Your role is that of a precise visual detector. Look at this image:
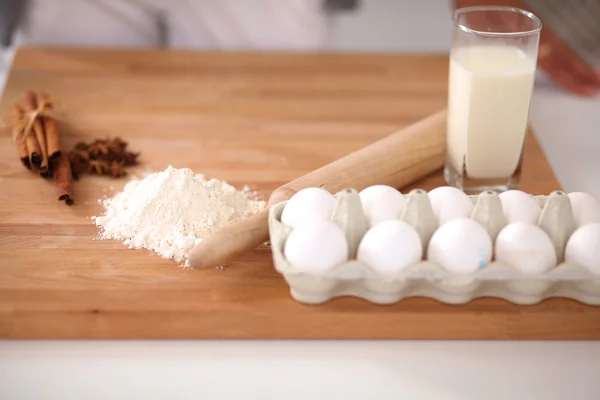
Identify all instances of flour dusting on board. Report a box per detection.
[93,166,265,266]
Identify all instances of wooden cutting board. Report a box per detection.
[1,47,598,339]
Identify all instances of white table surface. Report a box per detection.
[1,1,600,395]
[1,340,600,399]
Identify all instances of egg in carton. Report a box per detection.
[268,188,600,305]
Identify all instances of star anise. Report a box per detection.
[121,152,139,166]
[110,160,125,178]
[107,137,127,153]
[68,150,89,176]
[66,137,139,179]
[89,141,110,158]
[74,142,89,151]
[87,159,110,175]
[69,149,90,162]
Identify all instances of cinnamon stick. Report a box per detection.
[18,139,30,168]
[34,92,62,160]
[52,153,74,205]
[25,130,42,169]
[42,116,62,160]
[12,105,30,169]
[22,89,49,175]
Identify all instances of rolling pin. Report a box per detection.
[189,109,447,269]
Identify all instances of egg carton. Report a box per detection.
[268,189,600,305]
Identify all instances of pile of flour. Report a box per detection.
[93,166,265,266]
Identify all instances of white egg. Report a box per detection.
[565,223,600,274]
[427,186,473,225]
[495,222,557,274]
[357,220,422,275]
[427,218,492,274]
[281,187,336,228]
[284,219,348,273]
[359,185,405,227]
[499,190,541,224]
[568,192,600,227]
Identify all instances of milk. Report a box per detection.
[447,45,536,179]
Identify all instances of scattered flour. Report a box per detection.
[93,166,266,266]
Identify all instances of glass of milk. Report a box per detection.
[444,6,542,193]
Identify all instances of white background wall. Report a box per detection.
[332,0,453,52]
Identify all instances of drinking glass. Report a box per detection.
[444,6,542,193]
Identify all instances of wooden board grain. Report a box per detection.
[1,47,598,339]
